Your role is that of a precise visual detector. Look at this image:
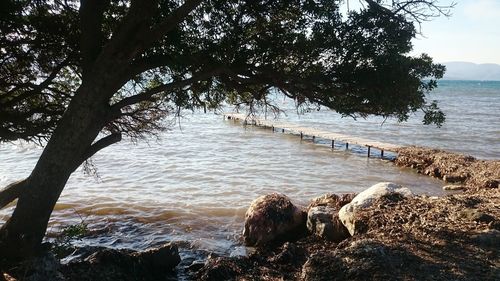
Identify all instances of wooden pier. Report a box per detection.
[223,113,403,158]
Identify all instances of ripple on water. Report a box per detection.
[1,81,499,255]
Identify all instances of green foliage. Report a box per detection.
[423,101,446,127]
[0,0,80,142]
[52,222,89,258]
[61,222,89,239]
[0,0,449,144]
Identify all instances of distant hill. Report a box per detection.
[442,62,500,81]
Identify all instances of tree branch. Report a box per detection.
[363,0,456,26]
[111,67,223,110]
[1,58,71,107]
[83,0,202,80]
[126,55,176,78]
[0,179,28,210]
[141,0,204,47]
[96,0,159,64]
[78,133,122,165]
[79,0,111,74]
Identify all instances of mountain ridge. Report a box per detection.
[441,62,500,81]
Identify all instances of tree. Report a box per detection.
[0,0,452,261]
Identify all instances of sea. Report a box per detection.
[0,80,499,264]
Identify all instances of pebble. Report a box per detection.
[442,185,465,191]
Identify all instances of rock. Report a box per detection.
[308,193,356,208]
[197,257,244,281]
[471,229,500,248]
[443,175,466,183]
[442,185,465,191]
[483,179,499,188]
[458,209,495,223]
[2,273,17,281]
[301,252,344,281]
[301,239,387,281]
[301,239,411,281]
[307,206,344,241]
[187,260,205,272]
[84,247,134,267]
[133,243,180,274]
[338,182,413,235]
[306,193,355,242]
[267,242,305,265]
[61,243,180,280]
[22,253,65,281]
[243,193,306,246]
[59,246,106,264]
[424,167,441,177]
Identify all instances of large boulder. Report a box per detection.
[132,243,181,275]
[243,193,306,246]
[338,182,413,235]
[61,243,180,281]
[306,193,356,242]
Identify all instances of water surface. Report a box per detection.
[0,80,498,257]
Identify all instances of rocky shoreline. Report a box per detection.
[2,146,499,281]
[197,147,499,280]
[395,146,499,189]
[196,188,498,280]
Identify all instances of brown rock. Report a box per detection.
[243,193,306,246]
[61,243,180,281]
[133,243,180,274]
[301,239,397,281]
[443,175,466,183]
[197,257,244,281]
[459,209,495,223]
[484,179,499,189]
[301,252,344,281]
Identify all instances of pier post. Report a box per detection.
[222,113,400,158]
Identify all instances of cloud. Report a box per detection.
[463,0,500,21]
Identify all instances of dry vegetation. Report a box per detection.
[197,146,499,281]
[396,146,499,189]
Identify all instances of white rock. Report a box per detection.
[442,185,464,191]
[306,193,355,242]
[338,182,413,235]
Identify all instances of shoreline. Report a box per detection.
[394,146,499,190]
[2,146,499,280]
[195,146,499,280]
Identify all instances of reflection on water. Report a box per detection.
[0,80,499,256]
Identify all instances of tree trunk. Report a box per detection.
[0,81,112,262]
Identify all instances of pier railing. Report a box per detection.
[224,113,403,158]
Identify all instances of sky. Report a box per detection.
[344,0,500,65]
[411,0,500,64]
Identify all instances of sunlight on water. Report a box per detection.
[0,80,498,255]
